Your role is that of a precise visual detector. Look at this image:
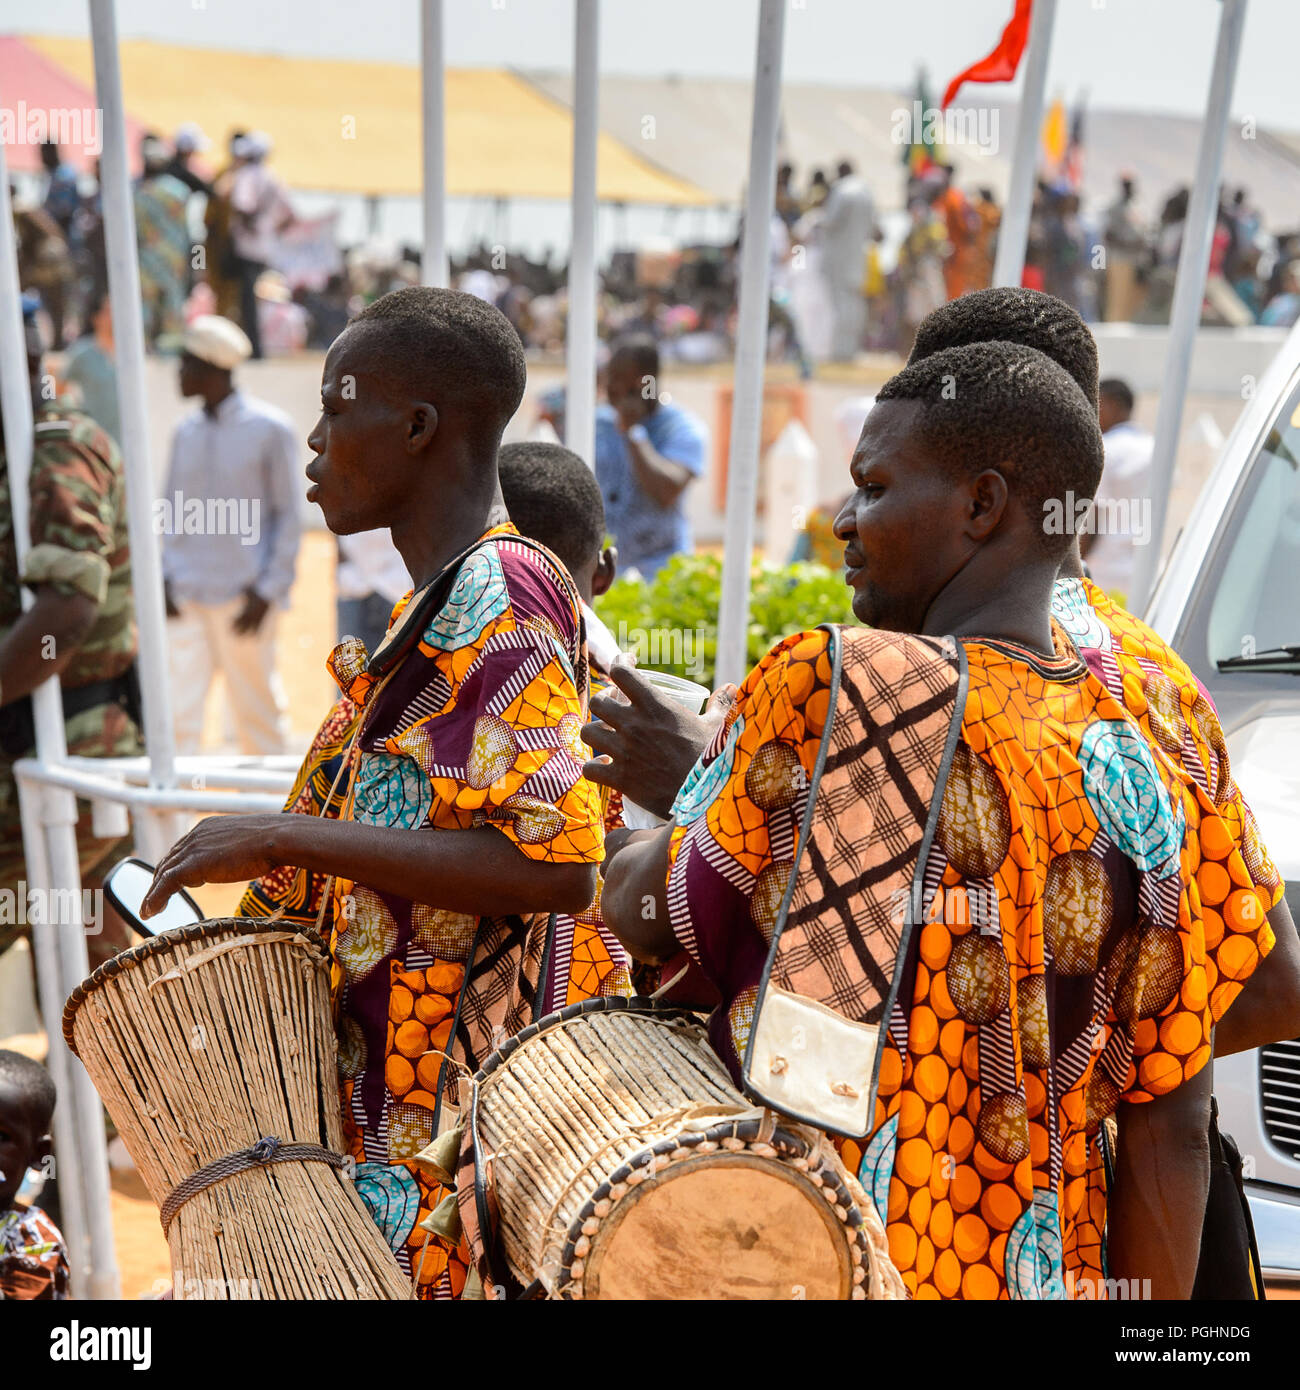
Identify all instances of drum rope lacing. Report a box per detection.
[159,1136,348,1237]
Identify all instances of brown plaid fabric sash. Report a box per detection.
[743,625,965,1135]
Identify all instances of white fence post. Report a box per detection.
[714,0,786,689]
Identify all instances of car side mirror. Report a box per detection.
[102,856,204,939]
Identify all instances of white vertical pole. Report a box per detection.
[565,0,599,470]
[421,0,449,289]
[1132,0,1248,612]
[713,0,785,689]
[16,777,92,1297]
[0,137,89,1302]
[992,0,1058,289]
[88,0,177,799]
[0,98,120,1303]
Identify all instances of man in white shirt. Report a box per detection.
[228,132,293,359]
[818,160,875,362]
[161,316,301,754]
[1082,377,1154,602]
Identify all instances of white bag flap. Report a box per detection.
[749,984,877,1137]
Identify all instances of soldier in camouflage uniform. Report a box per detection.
[0,301,142,965]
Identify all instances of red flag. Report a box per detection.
[942,0,1034,110]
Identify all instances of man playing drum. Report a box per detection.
[904,287,1298,1064]
[144,288,606,1298]
[594,340,1277,1299]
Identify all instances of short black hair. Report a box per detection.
[83,287,109,329]
[498,441,605,576]
[0,1050,56,1133]
[877,340,1104,557]
[349,287,527,445]
[609,333,659,380]
[1099,377,1135,415]
[909,287,1100,409]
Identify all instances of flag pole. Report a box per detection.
[1132,0,1249,612]
[993,0,1058,289]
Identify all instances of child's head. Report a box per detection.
[498,441,615,604]
[0,1051,56,1210]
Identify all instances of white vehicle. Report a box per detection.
[1147,316,1300,1282]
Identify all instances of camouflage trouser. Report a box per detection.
[0,700,142,968]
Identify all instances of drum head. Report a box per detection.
[583,1152,852,1301]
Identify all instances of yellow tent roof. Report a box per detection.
[27,36,714,204]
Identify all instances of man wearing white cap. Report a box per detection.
[165,124,213,198]
[228,132,293,359]
[161,315,301,754]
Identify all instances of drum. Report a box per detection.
[463,997,904,1300]
[64,919,411,1300]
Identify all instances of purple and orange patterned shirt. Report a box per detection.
[245,523,605,1298]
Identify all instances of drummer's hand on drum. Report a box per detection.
[582,665,738,819]
[141,814,285,918]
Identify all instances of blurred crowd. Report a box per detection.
[13,129,1300,383]
[13,127,308,360]
[1024,174,1300,331]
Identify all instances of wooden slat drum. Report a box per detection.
[63,919,411,1300]
[465,997,904,1300]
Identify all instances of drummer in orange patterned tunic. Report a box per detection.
[145,289,605,1298]
[598,341,1276,1299]
[903,287,1297,1060]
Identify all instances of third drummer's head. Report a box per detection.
[908,287,1099,409]
[307,287,526,545]
[908,287,1101,582]
[834,340,1103,634]
[497,441,614,605]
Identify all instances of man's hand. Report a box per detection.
[601,823,678,963]
[582,663,736,819]
[142,813,286,917]
[614,390,654,434]
[163,581,180,619]
[231,587,271,635]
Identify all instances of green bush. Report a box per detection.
[593,551,857,687]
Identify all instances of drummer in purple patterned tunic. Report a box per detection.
[145,289,605,1297]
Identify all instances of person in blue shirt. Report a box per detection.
[594,335,706,580]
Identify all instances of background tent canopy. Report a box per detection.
[8,35,713,204]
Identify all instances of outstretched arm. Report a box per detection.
[142,813,596,921]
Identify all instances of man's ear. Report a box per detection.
[407,401,439,452]
[965,469,1009,542]
[591,544,617,598]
